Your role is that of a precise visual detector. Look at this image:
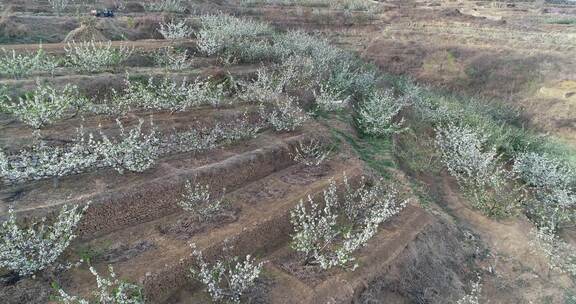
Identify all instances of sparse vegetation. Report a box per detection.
[2,2,576,303]
[158,20,192,40]
[292,139,332,167]
[0,205,87,277]
[355,90,406,137]
[290,177,406,270]
[178,181,228,222]
[0,82,87,128]
[153,46,192,70]
[65,41,133,72]
[259,97,308,132]
[54,264,144,304]
[530,227,576,278]
[435,123,523,217]
[48,0,71,16]
[0,48,58,79]
[190,244,262,303]
[145,0,186,13]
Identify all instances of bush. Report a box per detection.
[314,83,350,112]
[98,119,160,174]
[514,152,575,231]
[292,139,332,167]
[178,181,228,222]
[48,0,70,16]
[259,97,308,132]
[0,120,159,184]
[54,264,144,304]
[196,14,273,61]
[65,41,133,72]
[153,46,192,70]
[165,113,262,154]
[145,0,186,12]
[111,75,226,113]
[239,67,288,103]
[190,244,262,303]
[158,20,191,40]
[530,227,576,278]
[0,48,58,79]
[435,124,523,217]
[290,177,406,270]
[456,276,482,304]
[0,204,87,277]
[355,90,406,137]
[0,82,88,128]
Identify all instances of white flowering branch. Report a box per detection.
[190,244,262,303]
[0,204,87,277]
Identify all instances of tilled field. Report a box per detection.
[1,1,575,304]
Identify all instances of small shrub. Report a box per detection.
[65,41,133,72]
[0,127,101,183]
[239,67,287,103]
[178,181,228,222]
[165,113,262,154]
[530,227,576,278]
[290,177,406,270]
[456,276,482,304]
[145,0,186,13]
[436,124,523,217]
[514,152,575,231]
[259,97,308,132]
[0,204,87,277]
[112,75,226,113]
[292,139,331,167]
[158,20,192,40]
[48,0,70,16]
[54,264,144,304]
[314,82,350,112]
[355,90,405,137]
[190,244,262,303]
[153,46,192,70]
[98,119,160,174]
[196,14,273,61]
[0,115,261,184]
[0,48,58,79]
[0,82,88,128]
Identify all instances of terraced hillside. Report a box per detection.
[1,0,575,304]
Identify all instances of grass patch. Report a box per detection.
[546,18,576,25]
[332,128,395,177]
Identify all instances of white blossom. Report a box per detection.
[65,41,133,73]
[158,20,192,40]
[356,90,405,136]
[530,227,576,278]
[435,124,522,217]
[291,139,331,167]
[0,82,88,128]
[55,264,144,304]
[0,204,87,277]
[178,181,228,222]
[290,176,406,270]
[190,245,262,303]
